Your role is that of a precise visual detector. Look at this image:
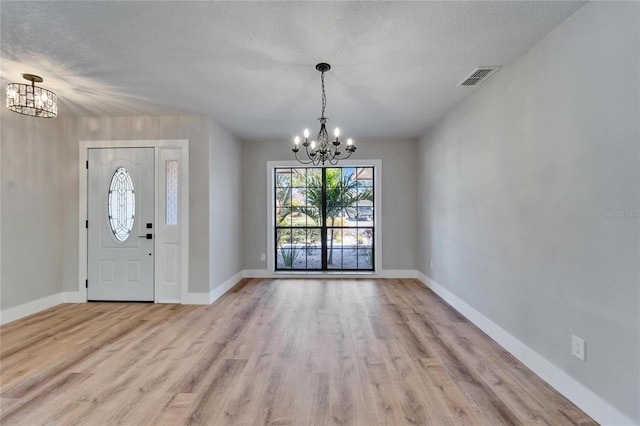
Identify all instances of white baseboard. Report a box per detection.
[1,272,246,319]
[209,271,243,303]
[416,271,636,426]
[181,292,211,305]
[243,269,272,278]
[1,293,64,325]
[182,271,244,305]
[61,291,85,303]
[375,269,418,278]
[242,269,417,279]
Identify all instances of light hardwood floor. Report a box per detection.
[1,278,596,425]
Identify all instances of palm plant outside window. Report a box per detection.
[274,167,374,271]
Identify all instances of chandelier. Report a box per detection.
[292,63,356,165]
[6,74,57,118]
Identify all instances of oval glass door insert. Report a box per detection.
[108,167,136,242]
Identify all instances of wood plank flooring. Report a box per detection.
[0,278,597,425]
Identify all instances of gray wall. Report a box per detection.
[209,120,243,290]
[241,138,418,271]
[1,108,64,310]
[417,2,639,423]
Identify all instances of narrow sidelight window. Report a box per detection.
[165,160,179,225]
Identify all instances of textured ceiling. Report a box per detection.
[0,1,585,140]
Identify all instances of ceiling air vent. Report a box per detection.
[457,66,500,87]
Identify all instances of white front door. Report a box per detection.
[88,148,154,301]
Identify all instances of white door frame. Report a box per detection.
[79,140,189,303]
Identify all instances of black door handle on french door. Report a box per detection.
[138,234,153,239]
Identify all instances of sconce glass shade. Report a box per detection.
[6,74,57,118]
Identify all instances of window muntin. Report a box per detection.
[274,166,374,271]
[108,167,136,242]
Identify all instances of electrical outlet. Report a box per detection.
[572,335,585,361]
[430,260,434,271]
[260,253,266,262]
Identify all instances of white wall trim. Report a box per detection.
[209,271,243,303]
[242,269,417,279]
[243,269,273,278]
[416,272,636,426]
[182,271,244,304]
[375,269,418,279]
[1,293,69,325]
[1,290,104,325]
[61,291,86,304]
[181,292,212,305]
[1,272,245,321]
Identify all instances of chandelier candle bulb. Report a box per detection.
[290,63,358,165]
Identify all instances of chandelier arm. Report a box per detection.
[305,143,323,167]
[305,143,315,160]
[333,150,350,163]
[293,150,315,165]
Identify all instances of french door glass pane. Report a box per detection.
[274,166,374,271]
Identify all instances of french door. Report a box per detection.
[274,166,374,271]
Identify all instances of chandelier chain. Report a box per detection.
[320,71,327,119]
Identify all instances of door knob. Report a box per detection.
[138,234,153,239]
